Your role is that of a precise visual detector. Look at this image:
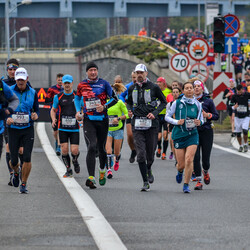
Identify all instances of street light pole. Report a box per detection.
[5,0,32,60]
[5,0,10,60]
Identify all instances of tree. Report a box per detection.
[71,18,106,47]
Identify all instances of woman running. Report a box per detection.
[105,75,128,179]
[193,80,219,190]
[165,82,203,193]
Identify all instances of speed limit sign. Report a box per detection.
[170,53,189,72]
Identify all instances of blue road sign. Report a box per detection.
[225,14,240,37]
[225,37,237,54]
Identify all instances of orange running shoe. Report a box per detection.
[194,181,203,190]
[161,153,166,160]
[203,172,210,185]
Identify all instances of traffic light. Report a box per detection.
[213,17,225,53]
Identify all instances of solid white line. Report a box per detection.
[37,122,127,250]
[213,141,250,159]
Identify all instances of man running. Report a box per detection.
[51,74,80,178]
[120,71,137,163]
[46,73,64,156]
[127,64,167,191]
[6,67,39,194]
[231,85,250,152]
[74,61,118,189]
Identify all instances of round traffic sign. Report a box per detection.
[225,14,240,37]
[189,62,209,83]
[187,38,209,61]
[170,53,189,72]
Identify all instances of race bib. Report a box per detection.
[237,105,247,113]
[236,60,242,64]
[61,115,76,127]
[185,117,196,130]
[221,62,226,66]
[109,115,118,127]
[135,117,152,130]
[208,53,214,57]
[85,98,101,112]
[12,112,29,126]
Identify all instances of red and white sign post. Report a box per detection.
[213,72,233,110]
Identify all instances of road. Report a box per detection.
[0,123,250,250]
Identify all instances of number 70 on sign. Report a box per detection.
[170,53,190,72]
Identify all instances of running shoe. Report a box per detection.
[85,176,97,189]
[12,172,20,187]
[63,169,73,178]
[169,152,174,160]
[243,145,248,152]
[8,173,13,186]
[203,171,210,185]
[129,150,136,163]
[161,153,166,160]
[194,181,203,190]
[99,169,106,186]
[191,172,197,182]
[56,145,61,156]
[238,146,243,152]
[73,162,80,174]
[107,168,113,179]
[114,161,119,171]
[147,170,154,184]
[19,183,28,194]
[176,171,183,184]
[141,182,150,192]
[183,183,191,193]
[156,148,161,158]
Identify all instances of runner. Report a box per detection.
[74,61,118,189]
[155,77,171,160]
[105,78,128,179]
[51,74,80,178]
[6,68,39,194]
[45,73,64,156]
[3,58,25,185]
[193,80,219,190]
[166,87,182,165]
[165,81,203,193]
[231,85,250,152]
[126,64,167,191]
[120,71,137,163]
[223,78,236,137]
[0,80,19,160]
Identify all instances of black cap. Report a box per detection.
[86,61,98,72]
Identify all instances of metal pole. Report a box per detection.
[14,18,16,50]
[67,17,70,49]
[198,0,200,34]
[5,0,10,60]
[204,0,207,37]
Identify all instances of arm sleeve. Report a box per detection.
[105,88,118,109]
[74,95,82,112]
[121,101,129,119]
[52,95,59,109]
[165,101,179,125]
[209,100,219,121]
[223,89,229,99]
[33,92,40,116]
[120,89,128,103]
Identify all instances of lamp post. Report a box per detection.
[5,0,32,60]
[9,26,29,41]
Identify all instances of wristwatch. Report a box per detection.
[117,117,121,121]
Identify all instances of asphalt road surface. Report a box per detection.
[0,123,249,250]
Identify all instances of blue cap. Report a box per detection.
[62,74,73,83]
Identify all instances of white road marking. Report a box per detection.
[37,123,127,250]
[213,140,250,159]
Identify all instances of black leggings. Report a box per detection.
[193,128,213,177]
[83,118,109,177]
[8,126,34,166]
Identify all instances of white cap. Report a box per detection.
[135,64,147,72]
[15,67,28,80]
